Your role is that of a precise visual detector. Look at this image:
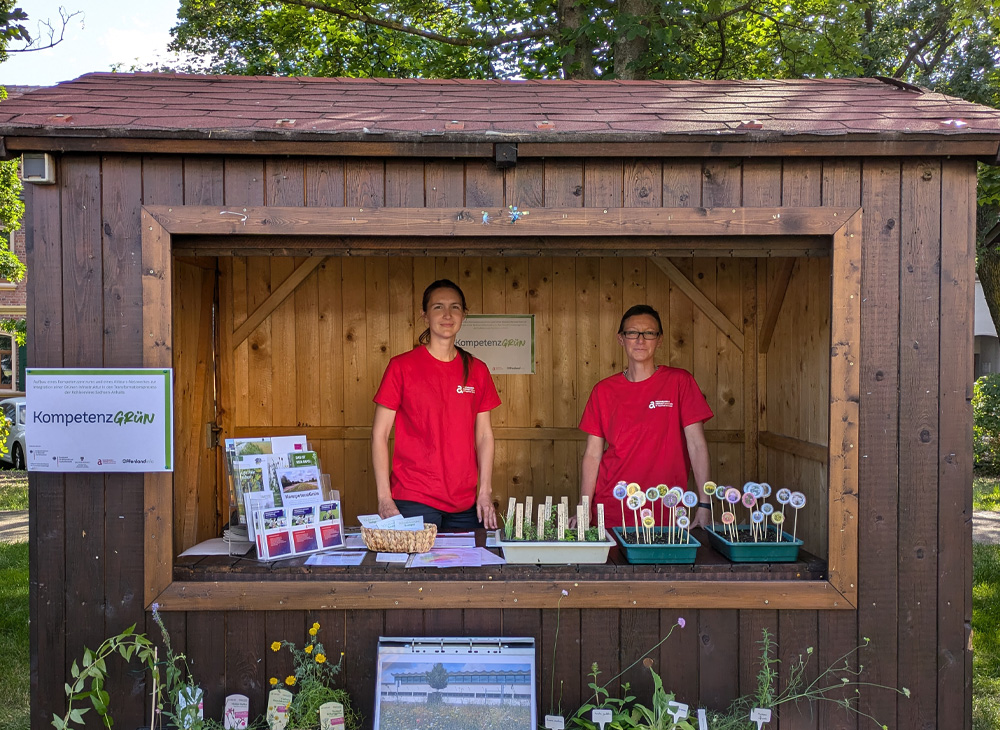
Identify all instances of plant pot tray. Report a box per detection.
[495,530,615,564]
[704,526,802,563]
[612,527,700,564]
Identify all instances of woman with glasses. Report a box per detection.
[371,279,501,530]
[578,304,714,529]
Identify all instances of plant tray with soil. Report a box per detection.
[704,525,802,563]
[495,529,615,564]
[612,526,700,564]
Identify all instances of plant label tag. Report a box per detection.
[318,701,345,729]
[507,497,517,526]
[544,715,565,729]
[667,701,689,723]
[545,495,553,520]
[516,502,524,539]
[698,708,709,730]
[577,505,585,541]
[750,707,772,729]
[597,503,606,539]
[557,503,567,540]
[560,496,569,515]
[537,504,546,539]
[223,694,250,729]
[266,689,292,730]
[525,496,533,525]
[582,495,590,530]
[591,708,613,729]
[177,685,204,729]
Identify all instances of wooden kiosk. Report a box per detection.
[3,73,998,729]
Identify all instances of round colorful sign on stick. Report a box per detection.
[640,508,653,519]
[681,491,699,508]
[636,492,648,508]
[664,492,680,508]
[725,488,741,504]
[749,483,764,499]
[627,494,642,510]
[741,492,757,509]
[703,481,717,495]
[626,482,641,496]
[743,481,758,493]
[613,483,628,501]
[721,512,735,524]
[646,487,661,502]
[789,492,807,509]
[760,482,772,498]
[675,506,688,519]
[771,511,785,524]
[761,502,774,515]
[751,510,765,523]
[657,484,669,497]
[642,515,655,528]
[776,488,792,505]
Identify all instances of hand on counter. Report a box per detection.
[477,491,498,530]
[377,496,401,520]
[692,505,711,529]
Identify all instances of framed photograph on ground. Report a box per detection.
[374,637,536,730]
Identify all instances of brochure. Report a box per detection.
[277,465,323,506]
[252,498,345,561]
[287,451,319,467]
[224,436,308,518]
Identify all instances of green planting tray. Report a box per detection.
[704,525,802,563]
[612,527,700,564]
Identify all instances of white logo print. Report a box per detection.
[456,385,476,394]
[648,399,674,409]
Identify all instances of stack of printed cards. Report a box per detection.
[253,498,345,561]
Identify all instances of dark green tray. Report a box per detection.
[612,527,700,564]
[704,525,802,563]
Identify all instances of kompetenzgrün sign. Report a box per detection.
[455,315,535,374]
[25,368,173,472]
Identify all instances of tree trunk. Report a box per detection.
[557,0,596,79]
[613,0,653,79]
[978,248,1000,344]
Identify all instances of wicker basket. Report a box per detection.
[361,523,437,553]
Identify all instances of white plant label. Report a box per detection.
[545,495,553,520]
[223,694,250,729]
[544,715,566,729]
[266,689,292,730]
[537,504,546,539]
[515,502,524,539]
[318,701,345,729]
[698,708,709,730]
[597,503,606,539]
[592,708,613,729]
[667,701,690,723]
[577,505,585,541]
[750,707,772,729]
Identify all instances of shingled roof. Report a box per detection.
[1,72,999,145]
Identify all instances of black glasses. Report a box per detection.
[621,330,661,340]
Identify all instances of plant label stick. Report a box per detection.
[506,497,517,528]
[318,701,345,730]
[697,709,709,730]
[558,503,568,540]
[577,505,585,541]
[560,495,569,519]
[592,709,612,730]
[537,504,546,540]
[667,701,689,724]
[525,496,534,528]
[515,502,523,539]
[545,495,553,520]
[544,716,565,729]
[582,494,590,531]
[597,503,606,540]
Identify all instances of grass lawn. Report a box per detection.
[0,468,28,511]
[0,540,29,730]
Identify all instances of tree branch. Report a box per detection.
[279,0,551,48]
[6,9,82,54]
[892,14,950,77]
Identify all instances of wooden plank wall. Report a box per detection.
[28,154,975,730]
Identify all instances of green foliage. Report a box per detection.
[974,544,1000,729]
[0,469,27,510]
[974,375,1000,467]
[0,541,29,730]
[426,661,449,690]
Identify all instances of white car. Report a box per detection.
[0,396,26,470]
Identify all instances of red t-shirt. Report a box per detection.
[374,346,501,512]
[579,366,713,528]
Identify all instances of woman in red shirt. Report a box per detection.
[372,279,501,530]
[579,305,714,529]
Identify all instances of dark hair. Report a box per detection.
[618,304,663,335]
[419,279,472,384]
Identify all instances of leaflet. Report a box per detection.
[252,497,345,561]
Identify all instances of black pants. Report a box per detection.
[393,499,482,531]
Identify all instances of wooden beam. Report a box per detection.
[153,578,855,611]
[759,430,829,463]
[826,209,861,607]
[649,257,745,351]
[757,258,796,354]
[141,211,173,604]
[232,425,746,443]
[145,205,859,239]
[232,256,326,348]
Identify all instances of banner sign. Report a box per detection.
[455,315,535,374]
[25,368,174,472]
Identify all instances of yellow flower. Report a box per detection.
[315,654,326,664]
[312,622,320,630]
[305,645,313,654]
[285,676,296,686]
[270,641,281,652]
[309,627,318,636]
[269,677,278,686]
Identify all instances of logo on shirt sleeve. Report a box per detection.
[457,385,477,394]
[649,399,674,409]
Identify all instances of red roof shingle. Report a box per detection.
[0,72,998,143]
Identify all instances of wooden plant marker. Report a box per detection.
[577,505,585,541]
[515,502,524,539]
[557,502,568,540]
[582,494,590,531]
[537,504,546,540]
[506,497,517,529]
[597,503,606,540]
[525,495,534,531]
[545,495,553,521]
